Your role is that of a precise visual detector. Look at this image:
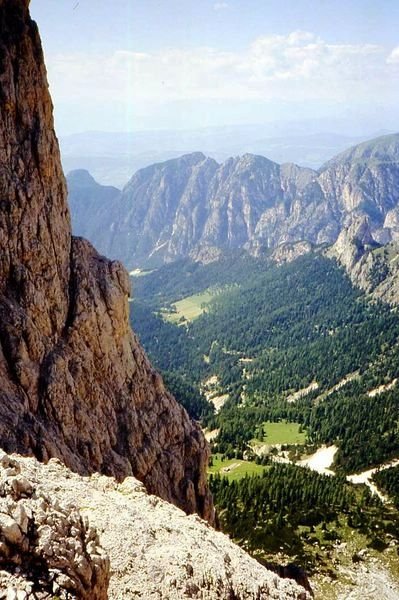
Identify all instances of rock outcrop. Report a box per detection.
[0,452,311,600]
[67,134,399,269]
[0,453,109,599]
[0,0,213,522]
[329,228,399,306]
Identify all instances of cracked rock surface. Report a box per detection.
[0,453,109,599]
[0,454,311,600]
[0,0,213,522]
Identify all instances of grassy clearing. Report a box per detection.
[164,290,215,323]
[208,454,267,481]
[256,421,307,445]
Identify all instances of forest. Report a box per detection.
[373,466,399,507]
[131,251,399,474]
[209,463,399,572]
[130,249,399,575]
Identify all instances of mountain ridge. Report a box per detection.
[68,133,399,270]
[319,132,399,171]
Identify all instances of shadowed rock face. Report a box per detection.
[0,0,213,523]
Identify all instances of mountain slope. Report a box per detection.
[67,169,120,241]
[131,251,399,595]
[0,452,311,599]
[132,253,399,474]
[0,0,212,522]
[320,133,399,170]
[69,154,334,267]
[68,134,399,269]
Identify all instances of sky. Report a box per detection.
[30,0,399,135]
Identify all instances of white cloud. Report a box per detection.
[387,46,399,64]
[213,2,229,10]
[45,31,399,116]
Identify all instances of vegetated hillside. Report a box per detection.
[210,463,397,572]
[68,133,399,268]
[132,251,399,595]
[133,251,268,309]
[373,465,399,507]
[131,252,399,474]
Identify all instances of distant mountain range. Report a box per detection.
[67,133,399,272]
[61,126,389,188]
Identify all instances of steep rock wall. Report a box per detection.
[0,0,213,522]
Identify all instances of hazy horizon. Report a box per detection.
[30,0,399,136]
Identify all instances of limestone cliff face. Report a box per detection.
[0,0,213,522]
[67,134,399,269]
[80,153,332,268]
[328,222,399,306]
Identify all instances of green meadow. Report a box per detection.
[208,454,267,481]
[164,290,215,323]
[255,421,307,445]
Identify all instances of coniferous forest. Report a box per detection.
[130,251,399,575]
[132,253,399,472]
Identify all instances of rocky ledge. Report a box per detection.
[0,453,310,600]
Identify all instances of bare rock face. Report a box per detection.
[329,230,399,306]
[84,153,334,268]
[327,216,376,273]
[0,453,312,600]
[270,241,313,265]
[67,133,399,270]
[0,0,213,523]
[0,453,109,599]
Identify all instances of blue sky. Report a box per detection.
[30,0,399,134]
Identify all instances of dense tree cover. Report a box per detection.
[209,464,397,571]
[131,251,399,471]
[133,250,399,572]
[133,252,265,308]
[368,248,390,290]
[306,388,399,473]
[162,371,214,421]
[131,300,202,376]
[190,255,399,393]
[373,466,399,507]
[210,464,365,528]
[208,403,308,454]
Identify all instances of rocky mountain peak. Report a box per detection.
[67,132,399,269]
[319,132,399,172]
[0,0,213,523]
[67,168,99,186]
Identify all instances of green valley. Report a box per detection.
[130,249,399,593]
